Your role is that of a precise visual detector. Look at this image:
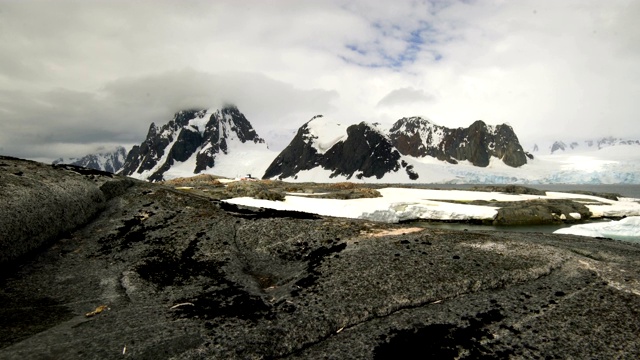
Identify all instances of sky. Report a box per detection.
[1,0,639,162]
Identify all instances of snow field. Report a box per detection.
[225,187,640,225]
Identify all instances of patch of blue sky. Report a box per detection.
[345,44,367,56]
[342,23,444,68]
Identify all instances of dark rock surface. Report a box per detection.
[389,117,531,167]
[322,122,403,179]
[0,156,127,265]
[492,199,592,225]
[1,157,640,359]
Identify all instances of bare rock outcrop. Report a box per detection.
[1,157,639,359]
[0,156,133,265]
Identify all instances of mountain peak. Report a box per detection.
[389,116,434,133]
[120,106,267,181]
[263,115,412,180]
[300,115,348,154]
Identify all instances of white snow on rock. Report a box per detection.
[187,110,209,135]
[304,116,348,154]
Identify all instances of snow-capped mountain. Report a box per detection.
[263,115,529,181]
[113,107,640,184]
[530,137,640,154]
[120,106,273,181]
[263,115,418,180]
[389,117,531,167]
[52,146,127,173]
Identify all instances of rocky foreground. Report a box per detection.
[1,156,639,359]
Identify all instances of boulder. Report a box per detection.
[0,157,112,265]
[493,199,592,225]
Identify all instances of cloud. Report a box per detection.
[0,69,337,160]
[1,0,639,161]
[377,87,436,107]
[101,69,337,119]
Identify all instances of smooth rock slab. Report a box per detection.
[0,157,111,265]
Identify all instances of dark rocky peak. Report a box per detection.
[146,122,158,138]
[468,119,488,130]
[264,117,415,180]
[389,117,447,158]
[550,141,567,153]
[262,116,329,180]
[389,117,529,167]
[174,109,207,127]
[323,122,403,179]
[486,123,530,166]
[389,116,437,134]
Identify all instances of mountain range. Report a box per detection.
[52,146,127,173]
[50,106,640,184]
[263,115,529,181]
[530,137,640,154]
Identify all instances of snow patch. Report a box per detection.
[188,110,211,135]
[304,116,348,154]
[554,216,640,242]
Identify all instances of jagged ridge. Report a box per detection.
[388,117,530,167]
[547,137,640,154]
[264,115,529,181]
[52,146,127,173]
[120,106,266,181]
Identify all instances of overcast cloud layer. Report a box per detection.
[1,0,639,161]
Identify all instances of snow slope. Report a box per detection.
[303,116,348,154]
[162,141,277,180]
